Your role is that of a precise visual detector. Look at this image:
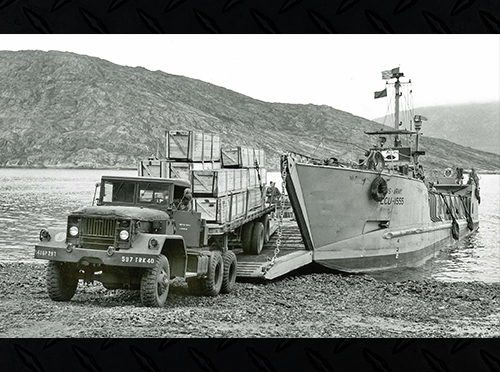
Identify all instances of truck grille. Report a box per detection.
[80,218,116,250]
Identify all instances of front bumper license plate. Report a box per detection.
[34,245,157,268]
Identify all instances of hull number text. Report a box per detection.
[380,197,405,205]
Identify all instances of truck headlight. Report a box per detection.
[69,226,79,237]
[39,229,51,242]
[119,230,129,240]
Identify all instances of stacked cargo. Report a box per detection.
[138,130,221,179]
[221,147,266,168]
[138,130,267,225]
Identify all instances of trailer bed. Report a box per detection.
[235,219,312,280]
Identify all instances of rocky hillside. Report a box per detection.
[0,50,498,172]
[374,102,500,155]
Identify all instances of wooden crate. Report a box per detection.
[169,161,221,180]
[191,169,228,197]
[221,147,266,168]
[218,196,231,224]
[233,169,243,192]
[241,169,249,190]
[137,160,169,178]
[166,130,221,162]
[247,187,264,211]
[194,196,231,224]
[248,167,267,186]
[260,168,267,185]
[230,191,247,220]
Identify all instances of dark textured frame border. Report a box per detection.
[0,0,499,34]
[1,0,499,370]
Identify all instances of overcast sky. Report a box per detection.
[1,34,498,119]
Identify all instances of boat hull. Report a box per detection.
[284,158,479,273]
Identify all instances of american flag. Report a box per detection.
[381,67,400,80]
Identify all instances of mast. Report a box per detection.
[394,76,400,130]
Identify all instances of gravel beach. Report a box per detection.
[0,262,498,338]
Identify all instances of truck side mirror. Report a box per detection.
[92,182,101,206]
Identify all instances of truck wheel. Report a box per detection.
[250,221,265,255]
[140,254,170,307]
[201,251,224,296]
[241,222,254,254]
[261,214,271,244]
[221,251,237,294]
[46,261,78,301]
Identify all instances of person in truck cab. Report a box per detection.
[176,188,193,211]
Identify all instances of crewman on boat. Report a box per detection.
[267,181,281,204]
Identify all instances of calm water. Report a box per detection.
[0,169,498,283]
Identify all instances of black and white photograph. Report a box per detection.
[0,33,499,370]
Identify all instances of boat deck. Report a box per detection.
[235,219,312,280]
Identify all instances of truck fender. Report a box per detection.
[132,233,187,278]
[37,226,67,248]
[161,236,187,278]
[133,234,187,277]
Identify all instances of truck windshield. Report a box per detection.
[102,181,135,203]
[137,183,171,205]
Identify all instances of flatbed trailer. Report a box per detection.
[205,204,276,235]
[234,219,313,280]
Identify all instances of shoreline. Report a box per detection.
[1,262,498,338]
[2,165,499,175]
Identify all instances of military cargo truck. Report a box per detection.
[34,175,275,307]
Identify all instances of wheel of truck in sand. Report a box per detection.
[140,254,170,307]
[261,214,271,244]
[197,251,224,296]
[250,221,265,255]
[221,250,237,294]
[46,261,79,301]
[241,222,254,254]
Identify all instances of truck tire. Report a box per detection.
[221,251,237,294]
[140,254,170,307]
[250,221,265,255]
[47,261,78,301]
[241,222,254,254]
[201,251,224,296]
[261,214,271,244]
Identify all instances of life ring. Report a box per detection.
[370,176,388,202]
[444,168,453,178]
[451,219,459,240]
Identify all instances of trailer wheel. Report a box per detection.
[221,251,237,294]
[140,254,170,307]
[261,214,271,244]
[201,251,224,296]
[47,261,78,301]
[241,222,254,254]
[250,221,265,255]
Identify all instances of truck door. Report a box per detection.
[172,211,202,248]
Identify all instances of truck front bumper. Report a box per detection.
[34,244,157,268]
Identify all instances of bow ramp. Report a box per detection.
[235,220,313,280]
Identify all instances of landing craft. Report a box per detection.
[281,68,480,273]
